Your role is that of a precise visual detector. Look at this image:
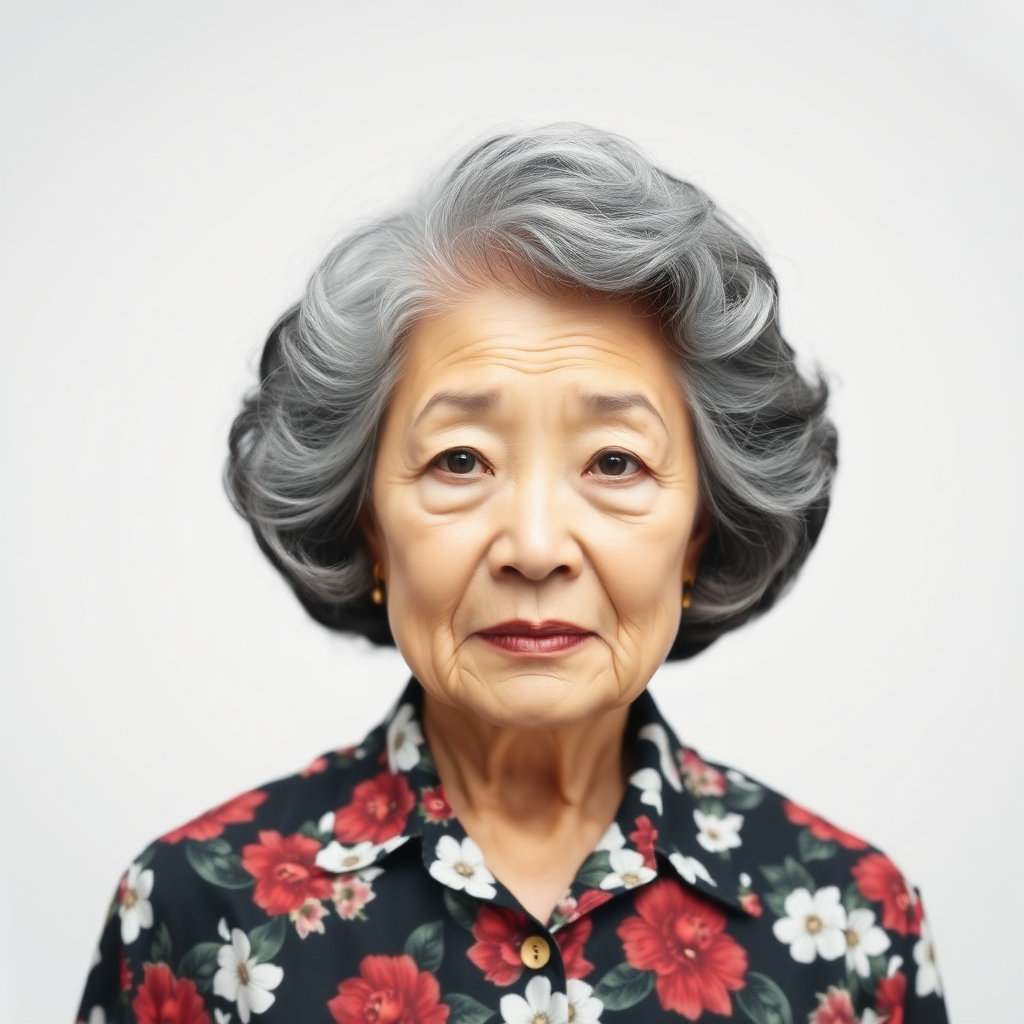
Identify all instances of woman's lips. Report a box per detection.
[475,620,593,656]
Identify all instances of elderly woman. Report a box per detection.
[77,125,948,1024]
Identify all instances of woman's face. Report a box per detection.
[362,283,710,728]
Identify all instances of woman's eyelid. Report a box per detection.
[428,446,647,479]
[430,447,492,476]
[586,448,648,479]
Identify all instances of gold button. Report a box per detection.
[519,934,551,969]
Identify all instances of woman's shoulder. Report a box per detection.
[77,740,388,1024]
[120,731,392,909]
[158,746,365,848]
[674,742,928,940]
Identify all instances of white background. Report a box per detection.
[2,2,1022,1021]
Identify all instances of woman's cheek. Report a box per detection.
[387,516,486,635]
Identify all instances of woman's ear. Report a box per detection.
[684,503,715,580]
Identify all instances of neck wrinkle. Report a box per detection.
[422,692,631,829]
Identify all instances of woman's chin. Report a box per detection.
[453,659,624,729]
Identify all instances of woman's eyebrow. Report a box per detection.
[577,391,669,435]
[413,389,501,427]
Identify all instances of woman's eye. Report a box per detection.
[591,451,643,477]
[435,449,482,475]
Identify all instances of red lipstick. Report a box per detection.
[475,620,593,656]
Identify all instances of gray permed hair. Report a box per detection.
[226,123,837,660]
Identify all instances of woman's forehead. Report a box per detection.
[399,284,679,394]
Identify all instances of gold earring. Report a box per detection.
[371,562,386,605]
[681,578,694,610]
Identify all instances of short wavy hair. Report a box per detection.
[226,123,837,659]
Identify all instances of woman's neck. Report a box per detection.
[421,692,632,922]
[423,693,631,824]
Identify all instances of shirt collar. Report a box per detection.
[315,678,753,920]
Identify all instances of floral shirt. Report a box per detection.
[77,679,949,1024]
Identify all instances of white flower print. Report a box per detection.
[214,1012,232,1024]
[694,809,744,853]
[86,1008,107,1024]
[386,703,424,772]
[594,821,626,852]
[316,840,379,874]
[637,723,682,792]
[566,979,604,1023]
[599,847,656,890]
[500,975,569,1024]
[380,834,411,855]
[317,810,336,834]
[914,919,943,996]
[118,861,154,945]
[772,886,847,963]
[668,851,717,887]
[213,928,284,1024]
[428,834,497,899]
[218,917,232,942]
[629,767,663,816]
[844,907,890,977]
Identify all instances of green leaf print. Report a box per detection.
[574,850,612,888]
[185,839,254,890]
[593,962,655,1010]
[444,888,478,932]
[735,971,794,1024]
[405,920,445,973]
[724,783,765,812]
[150,921,173,965]
[760,856,814,895]
[248,915,287,963]
[445,993,495,1024]
[178,941,221,993]
[797,830,838,863]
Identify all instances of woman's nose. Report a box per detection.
[487,471,583,582]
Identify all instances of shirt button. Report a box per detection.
[519,935,551,969]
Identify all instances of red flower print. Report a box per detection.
[161,790,267,844]
[679,749,727,797]
[564,888,613,924]
[466,905,529,985]
[300,755,329,777]
[782,800,867,850]
[629,815,659,870]
[420,785,454,823]
[241,830,334,915]
[875,971,907,1024]
[809,986,857,1024]
[617,878,748,1020]
[556,916,595,980]
[328,953,449,1024]
[739,892,763,917]
[334,771,416,845]
[851,853,923,936]
[132,963,211,1024]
